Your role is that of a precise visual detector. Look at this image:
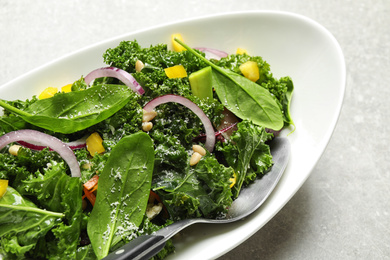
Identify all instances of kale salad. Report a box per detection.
[0,35,294,259]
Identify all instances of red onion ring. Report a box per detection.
[17,135,87,151]
[0,130,81,177]
[143,94,215,152]
[84,67,145,95]
[194,47,228,60]
[194,122,238,143]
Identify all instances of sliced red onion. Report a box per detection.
[194,47,228,60]
[84,67,145,95]
[216,108,239,140]
[0,130,81,177]
[194,122,238,143]
[17,135,87,151]
[143,94,215,152]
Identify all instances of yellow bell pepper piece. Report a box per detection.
[171,33,186,52]
[164,65,187,79]
[0,179,8,199]
[236,48,248,55]
[239,61,260,82]
[229,172,237,188]
[38,87,58,99]
[61,83,72,93]
[86,132,105,157]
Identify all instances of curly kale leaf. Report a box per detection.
[217,120,274,198]
[153,152,233,220]
[192,154,234,217]
[214,53,271,83]
[103,40,206,75]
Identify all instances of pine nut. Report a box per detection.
[9,145,21,156]
[190,152,202,166]
[82,162,92,170]
[142,109,157,122]
[192,145,206,156]
[135,60,144,72]
[142,122,153,132]
[146,202,163,220]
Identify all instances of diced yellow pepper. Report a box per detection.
[164,65,187,79]
[236,48,248,55]
[171,33,186,52]
[0,179,8,199]
[239,61,260,82]
[229,172,237,188]
[38,87,58,99]
[86,132,105,157]
[61,84,72,93]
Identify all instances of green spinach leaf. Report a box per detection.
[280,76,295,128]
[0,84,132,134]
[0,187,63,257]
[15,162,83,259]
[175,38,284,130]
[87,132,154,259]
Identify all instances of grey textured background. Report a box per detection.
[1,1,389,259]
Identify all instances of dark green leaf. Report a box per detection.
[0,187,63,257]
[0,84,132,134]
[174,38,284,130]
[217,120,273,198]
[87,132,154,259]
[15,162,83,259]
[280,76,295,128]
[211,68,284,130]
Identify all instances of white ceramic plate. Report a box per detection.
[0,11,345,260]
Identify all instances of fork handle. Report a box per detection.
[102,235,166,260]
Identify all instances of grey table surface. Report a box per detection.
[1,0,389,259]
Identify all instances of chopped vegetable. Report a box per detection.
[83,175,99,190]
[189,66,213,101]
[239,61,260,82]
[229,172,237,188]
[171,33,186,52]
[0,179,8,198]
[38,86,58,99]
[236,47,248,54]
[83,186,96,206]
[61,83,72,93]
[164,64,188,78]
[86,132,105,156]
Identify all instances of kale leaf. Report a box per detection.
[217,120,274,198]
